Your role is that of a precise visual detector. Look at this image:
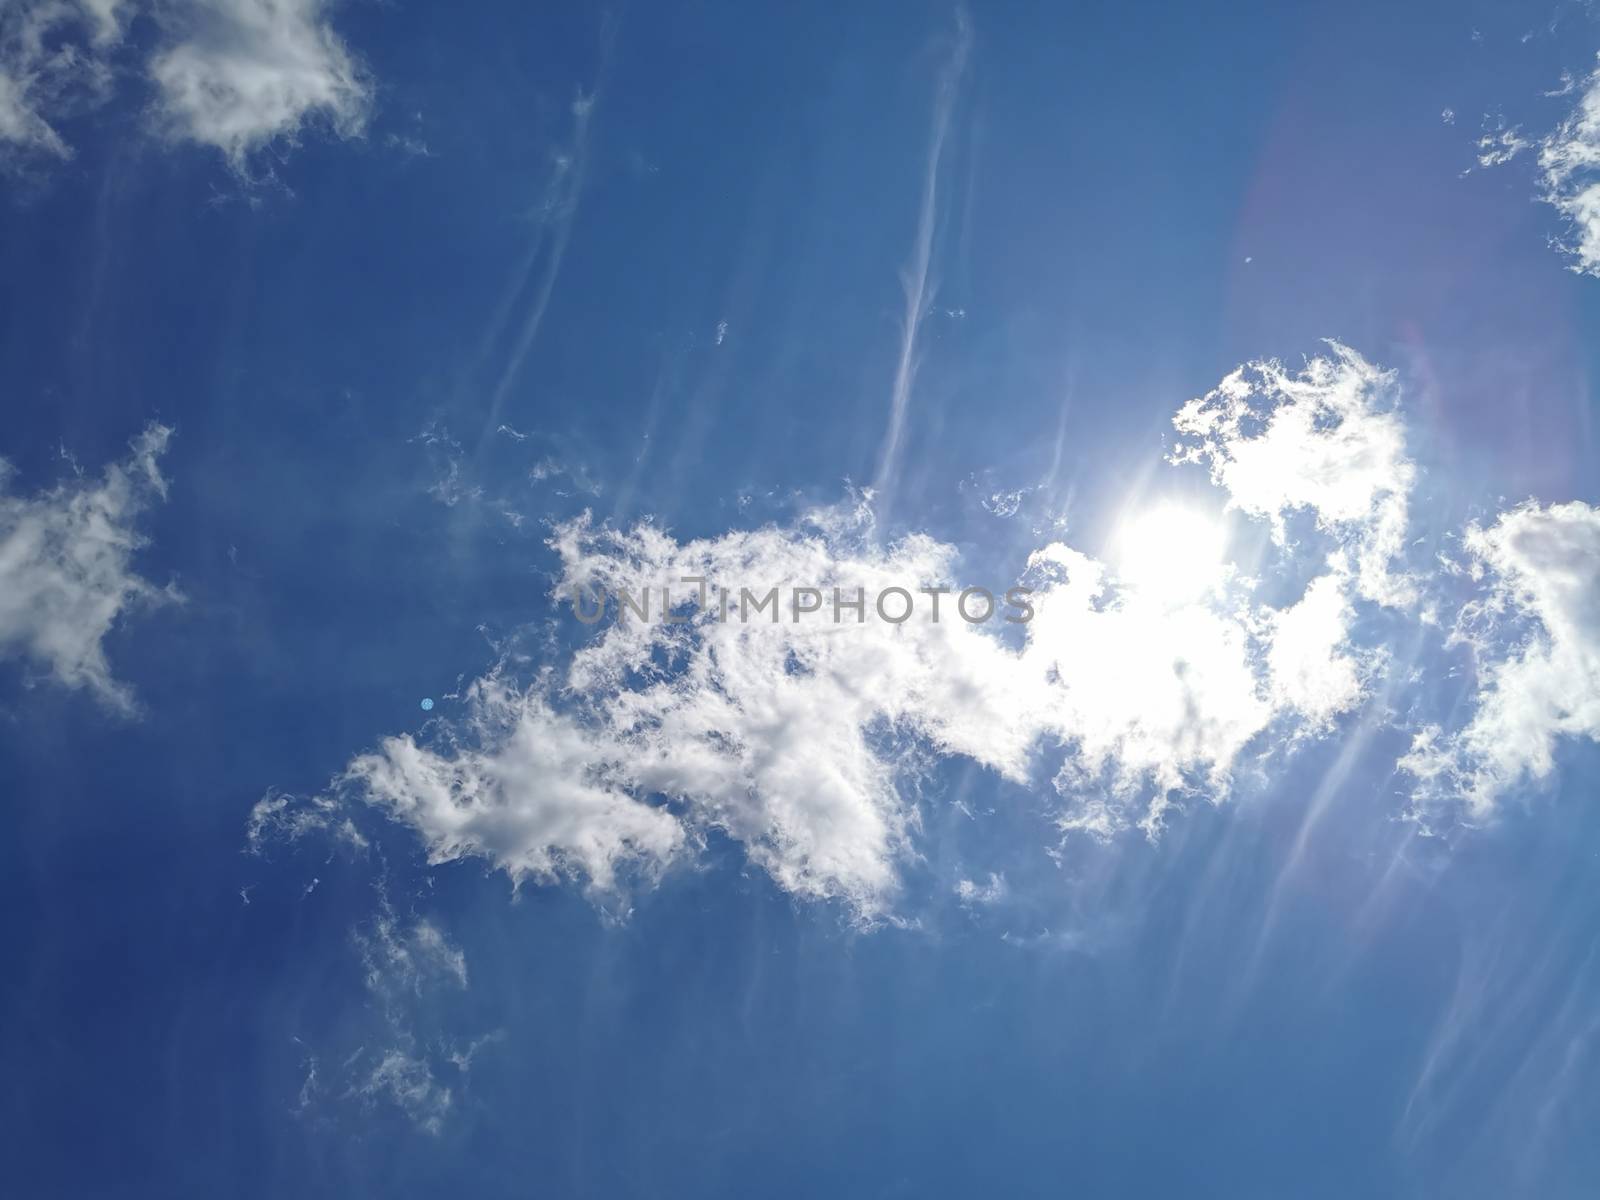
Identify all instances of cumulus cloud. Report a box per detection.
[346,682,689,897]
[322,472,1383,916]
[264,347,1432,920]
[1171,342,1417,608]
[548,505,1036,910]
[1401,501,1600,818]
[1024,542,1273,837]
[1537,57,1600,276]
[0,422,176,712]
[149,0,371,166]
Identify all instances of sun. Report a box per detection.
[1113,503,1228,604]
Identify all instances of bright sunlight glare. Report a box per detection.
[1113,504,1228,604]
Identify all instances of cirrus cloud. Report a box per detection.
[1538,56,1600,276]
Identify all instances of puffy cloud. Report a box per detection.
[332,477,1379,916]
[0,423,177,712]
[274,348,1431,919]
[1537,58,1600,276]
[1171,342,1416,607]
[148,0,371,167]
[1024,543,1272,838]
[345,681,689,897]
[1263,572,1366,727]
[1401,501,1600,818]
[549,506,1033,911]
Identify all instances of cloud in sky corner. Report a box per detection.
[1,1,371,169]
[1401,501,1600,820]
[0,422,177,714]
[149,0,372,168]
[0,0,126,160]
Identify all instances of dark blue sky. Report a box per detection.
[3,2,1600,1196]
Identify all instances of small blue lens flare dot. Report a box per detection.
[420,697,434,711]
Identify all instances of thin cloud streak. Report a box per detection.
[478,19,615,451]
[871,9,971,519]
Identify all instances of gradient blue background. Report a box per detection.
[3,1,1600,1195]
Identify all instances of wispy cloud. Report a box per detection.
[1,0,374,173]
[476,19,615,446]
[0,0,125,161]
[340,902,465,1135]
[282,877,484,1135]
[955,872,1006,906]
[1537,56,1600,276]
[0,422,177,713]
[871,9,971,516]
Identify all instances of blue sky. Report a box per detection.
[3,1,1600,1196]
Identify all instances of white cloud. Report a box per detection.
[1537,58,1600,276]
[2,1,371,170]
[0,0,124,159]
[78,0,128,45]
[955,873,1006,906]
[1171,342,1417,607]
[1401,501,1600,818]
[1024,543,1272,838]
[1264,571,1367,727]
[338,892,475,1134]
[148,0,371,167]
[271,347,1430,920]
[345,681,689,897]
[357,910,469,995]
[1476,120,1530,168]
[0,422,176,712]
[328,480,1380,916]
[357,1050,452,1135]
[247,786,367,851]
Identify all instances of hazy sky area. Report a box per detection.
[4,2,1600,1196]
